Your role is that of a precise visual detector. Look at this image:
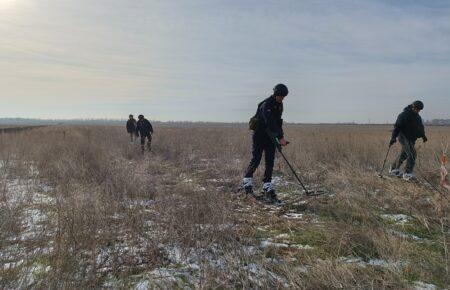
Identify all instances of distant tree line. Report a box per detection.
[1,117,449,127]
[426,119,450,126]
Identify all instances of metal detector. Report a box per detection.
[267,129,325,196]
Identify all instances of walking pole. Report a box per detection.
[378,145,392,178]
[266,129,310,195]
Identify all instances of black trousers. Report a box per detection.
[391,134,416,174]
[128,132,136,141]
[140,133,152,150]
[244,132,276,183]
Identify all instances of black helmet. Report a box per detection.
[129,114,133,118]
[412,100,424,110]
[138,114,144,119]
[273,83,288,97]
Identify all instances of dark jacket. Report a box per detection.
[255,95,284,139]
[391,105,426,141]
[126,118,137,133]
[136,118,153,136]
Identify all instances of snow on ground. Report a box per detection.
[282,212,303,219]
[413,281,437,290]
[0,162,56,288]
[338,256,407,271]
[388,229,422,241]
[380,214,412,225]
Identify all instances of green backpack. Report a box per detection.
[248,100,266,131]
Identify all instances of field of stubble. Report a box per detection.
[0,124,449,289]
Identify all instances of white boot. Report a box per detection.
[242,178,253,193]
[263,182,282,204]
[263,182,275,194]
[402,173,416,181]
[389,168,402,177]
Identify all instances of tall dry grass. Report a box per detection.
[0,124,448,288]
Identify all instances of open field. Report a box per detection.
[0,124,449,289]
[0,126,46,134]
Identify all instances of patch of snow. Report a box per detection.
[38,184,53,193]
[338,257,363,264]
[143,220,153,227]
[275,233,289,239]
[272,176,282,185]
[291,244,313,250]
[32,192,55,205]
[243,246,258,256]
[292,200,307,206]
[338,256,406,270]
[166,246,183,264]
[296,266,309,273]
[244,263,259,274]
[206,178,231,183]
[197,223,235,231]
[3,259,25,270]
[381,214,411,225]
[20,208,48,240]
[148,268,180,283]
[260,240,289,249]
[388,229,422,241]
[134,279,150,290]
[283,213,303,219]
[413,281,437,290]
[243,263,290,288]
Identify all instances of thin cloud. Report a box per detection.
[0,0,449,122]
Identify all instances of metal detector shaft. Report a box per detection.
[265,129,310,194]
[378,145,392,177]
[276,145,310,194]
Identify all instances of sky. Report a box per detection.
[0,0,449,123]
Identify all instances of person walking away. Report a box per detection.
[126,114,137,143]
[136,115,154,153]
[242,83,289,202]
[389,100,427,181]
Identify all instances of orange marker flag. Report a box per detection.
[440,153,450,191]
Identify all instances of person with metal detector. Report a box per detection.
[242,84,289,203]
[126,114,137,143]
[388,100,427,181]
[136,114,154,153]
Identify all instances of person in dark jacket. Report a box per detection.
[389,100,427,180]
[126,114,137,143]
[136,114,154,153]
[242,84,288,202]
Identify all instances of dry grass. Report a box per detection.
[0,124,449,289]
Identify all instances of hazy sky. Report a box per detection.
[1,0,449,123]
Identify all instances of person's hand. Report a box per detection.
[422,136,428,143]
[389,138,396,147]
[279,138,287,147]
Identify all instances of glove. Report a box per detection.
[422,136,428,143]
[389,138,396,147]
[279,138,287,147]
